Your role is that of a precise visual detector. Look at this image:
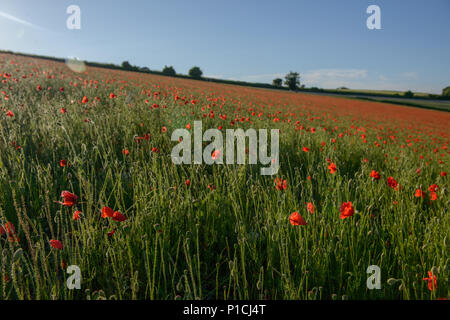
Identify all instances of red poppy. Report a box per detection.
[185,179,190,186]
[81,96,89,104]
[109,93,117,99]
[101,206,114,218]
[339,201,355,219]
[422,271,437,291]
[370,170,381,180]
[107,229,115,237]
[60,191,78,207]
[0,222,19,242]
[328,162,337,174]
[289,212,307,226]
[60,159,68,167]
[161,126,167,133]
[49,239,63,250]
[6,110,14,117]
[112,211,127,222]
[387,177,398,190]
[73,211,81,220]
[60,107,67,114]
[428,184,439,192]
[441,171,447,177]
[212,149,221,160]
[122,149,130,156]
[302,147,310,152]
[415,189,426,198]
[307,202,314,214]
[430,192,438,201]
[274,178,287,191]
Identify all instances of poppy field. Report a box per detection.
[0,52,448,300]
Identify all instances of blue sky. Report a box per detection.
[0,0,449,93]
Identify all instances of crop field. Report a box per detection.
[0,52,448,300]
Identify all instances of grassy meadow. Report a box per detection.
[0,53,448,300]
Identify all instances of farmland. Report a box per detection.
[0,52,448,300]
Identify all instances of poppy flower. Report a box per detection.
[307,202,314,214]
[289,212,307,226]
[302,147,310,152]
[387,177,398,190]
[212,149,221,160]
[429,192,438,201]
[6,110,14,117]
[59,191,78,207]
[112,211,127,222]
[60,107,67,114]
[370,170,381,180]
[415,189,426,198]
[102,206,114,218]
[186,123,191,130]
[109,93,117,99]
[328,162,337,174]
[275,178,287,191]
[185,179,190,186]
[161,126,167,133]
[107,229,115,237]
[428,184,439,192]
[60,159,68,167]
[81,96,89,104]
[73,210,81,220]
[422,271,437,291]
[49,239,63,250]
[122,149,130,156]
[441,171,447,177]
[339,201,355,219]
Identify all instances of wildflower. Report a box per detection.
[101,206,114,218]
[73,211,81,221]
[387,177,398,190]
[441,171,447,177]
[185,179,190,186]
[307,202,314,214]
[59,191,78,207]
[49,240,63,250]
[339,202,355,219]
[370,170,381,180]
[81,96,89,104]
[6,110,14,117]
[112,211,127,222]
[212,149,221,160]
[328,162,337,174]
[60,159,68,167]
[275,178,287,191]
[289,212,307,226]
[302,147,310,152]
[109,93,117,99]
[422,271,437,291]
[415,189,426,198]
[122,149,130,156]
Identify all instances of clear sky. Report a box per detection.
[0,0,449,93]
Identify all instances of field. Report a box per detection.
[0,52,448,300]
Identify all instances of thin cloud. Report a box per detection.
[0,11,47,31]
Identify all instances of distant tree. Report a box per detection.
[121,61,132,70]
[162,65,176,76]
[272,78,283,87]
[284,71,300,91]
[442,86,450,97]
[140,67,151,72]
[189,66,203,78]
[404,90,414,98]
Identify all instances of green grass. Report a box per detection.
[0,54,448,300]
